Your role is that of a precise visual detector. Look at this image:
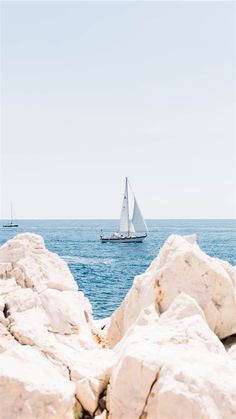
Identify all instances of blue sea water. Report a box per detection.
[0,220,235,319]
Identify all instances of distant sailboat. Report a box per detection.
[100,178,148,243]
[3,204,19,228]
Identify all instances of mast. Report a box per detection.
[10,203,13,224]
[119,177,130,234]
[126,177,130,236]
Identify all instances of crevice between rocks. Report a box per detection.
[113,317,122,341]
[64,363,91,418]
[7,324,27,346]
[3,303,10,319]
[138,368,161,419]
[2,325,97,419]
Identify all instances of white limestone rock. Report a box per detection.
[5,288,39,313]
[93,317,110,331]
[7,289,101,371]
[71,348,117,414]
[107,234,236,346]
[95,411,107,419]
[9,306,50,346]
[39,288,92,335]
[0,233,96,350]
[0,277,20,296]
[2,232,235,418]
[0,343,75,419]
[0,320,16,347]
[0,263,12,278]
[108,294,236,419]
[160,290,205,322]
[0,233,77,292]
[92,317,111,343]
[7,314,116,416]
[228,344,236,361]
[0,233,119,416]
[0,296,4,312]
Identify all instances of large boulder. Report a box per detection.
[0,340,75,419]
[0,233,77,292]
[1,232,235,418]
[0,233,116,417]
[107,294,236,419]
[107,234,236,346]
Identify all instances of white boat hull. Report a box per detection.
[100,234,147,243]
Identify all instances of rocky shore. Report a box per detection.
[0,233,235,418]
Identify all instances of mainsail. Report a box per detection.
[119,178,147,235]
[119,178,129,233]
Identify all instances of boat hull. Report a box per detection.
[3,224,18,228]
[100,235,147,243]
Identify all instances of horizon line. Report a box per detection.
[0,218,235,221]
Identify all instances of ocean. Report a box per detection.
[0,219,235,319]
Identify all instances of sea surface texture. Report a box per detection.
[0,220,235,319]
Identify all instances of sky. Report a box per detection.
[1,1,236,219]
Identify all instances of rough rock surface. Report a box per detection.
[71,348,116,413]
[0,234,116,418]
[1,232,236,419]
[0,233,77,292]
[107,234,236,346]
[107,294,236,419]
[0,340,75,419]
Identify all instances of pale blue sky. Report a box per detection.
[1,1,236,219]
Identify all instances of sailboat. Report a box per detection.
[100,178,148,243]
[3,204,19,228]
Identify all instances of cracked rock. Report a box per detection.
[107,234,236,346]
[107,294,236,419]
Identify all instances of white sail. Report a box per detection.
[129,220,135,233]
[119,178,129,233]
[119,178,147,235]
[101,177,147,242]
[132,197,148,234]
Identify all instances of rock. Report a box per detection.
[0,342,75,419]
[0,278,20,296]
[93,317,111,336]
[95,410,107,419]
[0,263,12,278]
[70,348,117,414]
[0,233,117,417]
[1,232,235,418]
[160,291,205,322]
[222,334,236,351]
[223,335,236,361]
[39,288,93,335]
[73,399,83,418]
[0,296,4,312]
[8,305,117,412]
[110,304,159,359]
[108,294,236,419]
[0,233,77,292]
[107,234,236,346]
[9,306,50,346]
[5,288,39,313]
[228,344,236,361]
